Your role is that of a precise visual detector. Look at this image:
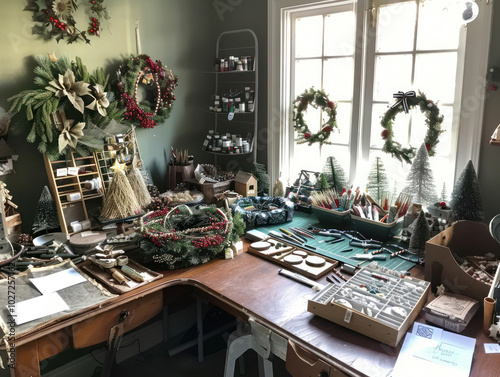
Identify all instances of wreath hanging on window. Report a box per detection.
[25,0,110,44]
[381,90,444,164]
[293,88,337,147]
[115,55,179,129]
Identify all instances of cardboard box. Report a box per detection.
[185,178,233,204]
[308,267,430,347]
[424,220,500,303]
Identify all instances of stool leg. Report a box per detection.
[224,335,253,377]
[257,356,274,377]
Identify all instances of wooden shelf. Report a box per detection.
[44,152,105,235]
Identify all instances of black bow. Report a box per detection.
[391,91,416,114]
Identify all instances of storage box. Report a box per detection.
[350,215,403,242]
[424,220,500,303]
[423,292,479,333]
[308,267,430,347]
[311,204,351,228]
[185,178,233,204]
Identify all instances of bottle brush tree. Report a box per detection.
[450,160,484,222]
[323,156,349,193]
[32,186,60,233]
[366,157,389,204]
[403,143,437,206]
[409,210,431,261]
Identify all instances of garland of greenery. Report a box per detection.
[137,205,245,270]
[25,0,110,44]
[293,88,337,146]
[115,55,178,129]
[7,54,128,160]
[381,91,444,164]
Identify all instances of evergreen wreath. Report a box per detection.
[381,91,444,164]
[7,54,127,160]
[115,55,179,129]
[25,0,110,44]
[137,205,245,270]
[293,88,337,146]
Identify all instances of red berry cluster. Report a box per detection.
[147,233,182,247]
[121,92,157,128]
[89,17,100,35]
[192,234,224,249]
[145,58,165,80]
[47,14,67,32]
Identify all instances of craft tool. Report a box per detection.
[340,263,357,275]
[326,274,344,286]
[40,253,78,259]
[331,268,348,282]
[287,229,308,243]
[121,265,145,282]
[268,231,316,251]
[352,254,387,261]
[325,238,343,244]
[349,240,380,249]
[278,269,325,291]
[318,231,343,238]
[291,227,314,240]
[282,233,305,245]
[339,248,353,253]
[291,227,315,238]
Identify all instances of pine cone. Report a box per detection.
[17,233,33,245]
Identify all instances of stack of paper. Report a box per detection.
[391,322,475,377]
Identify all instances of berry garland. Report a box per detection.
[381,91,444,164]
[293,88,337,147]
[26,0,110,44]
[137,205,245,270]
[115,55,178,129]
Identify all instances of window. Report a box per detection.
[268,0,492,200]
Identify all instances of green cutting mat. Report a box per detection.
[256,211,416,272]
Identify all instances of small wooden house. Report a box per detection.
[234,171,258,197]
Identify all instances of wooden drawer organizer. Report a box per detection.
[308,267,430,347]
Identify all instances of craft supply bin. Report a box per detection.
[311,204,351,228]
[350,215,403,242]
[424,220,500,303]
[308,267,430,347]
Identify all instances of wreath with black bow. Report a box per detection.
[381,91,444,164]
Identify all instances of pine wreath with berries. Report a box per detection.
[115,55,178,129]
[380,91,444,164]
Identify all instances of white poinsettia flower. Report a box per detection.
[58,119,85,153]
[86,84,110,116]
[52,0,73,19]
[46,69,91,114]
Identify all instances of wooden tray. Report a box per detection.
[247,238,338,279]
[81,258,163,294]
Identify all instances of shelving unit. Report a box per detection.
[44,152,105,234]
[205,29,258,164]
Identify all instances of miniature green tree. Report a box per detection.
[450,160,484,222]
[366,157,389,204]
[272,178,284,197]
[403,143,438,206]
[252,162,270,196]
[409,210,431,261]
[32,186,60,233]
[323,156,348,193]
[319,173,330,190]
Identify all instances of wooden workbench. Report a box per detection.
[3,245,499,377]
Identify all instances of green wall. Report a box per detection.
[0,0,268,233]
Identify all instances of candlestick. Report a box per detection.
[135,20,142,55]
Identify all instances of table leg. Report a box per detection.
[11,342,40,377]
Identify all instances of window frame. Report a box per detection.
[267,0,493,190]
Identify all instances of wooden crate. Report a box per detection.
[185,178,233,204]
[308,267,430,347]
[5,213,21,242]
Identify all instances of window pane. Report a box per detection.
[294,59,322,96]
[295,16,323,58]
[373,55,413,102]
[324,11,355,56]
[367,150,409,198]
[323,58,354,101]
[414,52,457,103]
[319,145,351,180]
[334,102,352,145]
[370,103,392,148]
[376,2,417,53]
[417,0,462,50]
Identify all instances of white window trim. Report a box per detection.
[267,0,493,188]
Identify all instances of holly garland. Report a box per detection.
[381,91,444,164]
[115,55,178,129]
[137,205,245,270]
[25,0,110,44]
[293,88,337,147]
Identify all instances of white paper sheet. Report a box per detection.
[484,343,500,354]
[391,322,475,377]
[29,268,87,295]
[11,292,70,325]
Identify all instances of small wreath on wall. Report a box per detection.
[26,0,110,44]
[381,90,444,164]
[115,55,178,129]
[293,88,337,147]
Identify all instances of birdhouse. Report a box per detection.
[234,171,258,197]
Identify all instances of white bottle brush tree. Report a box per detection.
[403,143,438,207]
[366,157,389,205]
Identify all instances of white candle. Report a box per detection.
[135,20,142,55]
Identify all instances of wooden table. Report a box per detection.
[3,246,499,377]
